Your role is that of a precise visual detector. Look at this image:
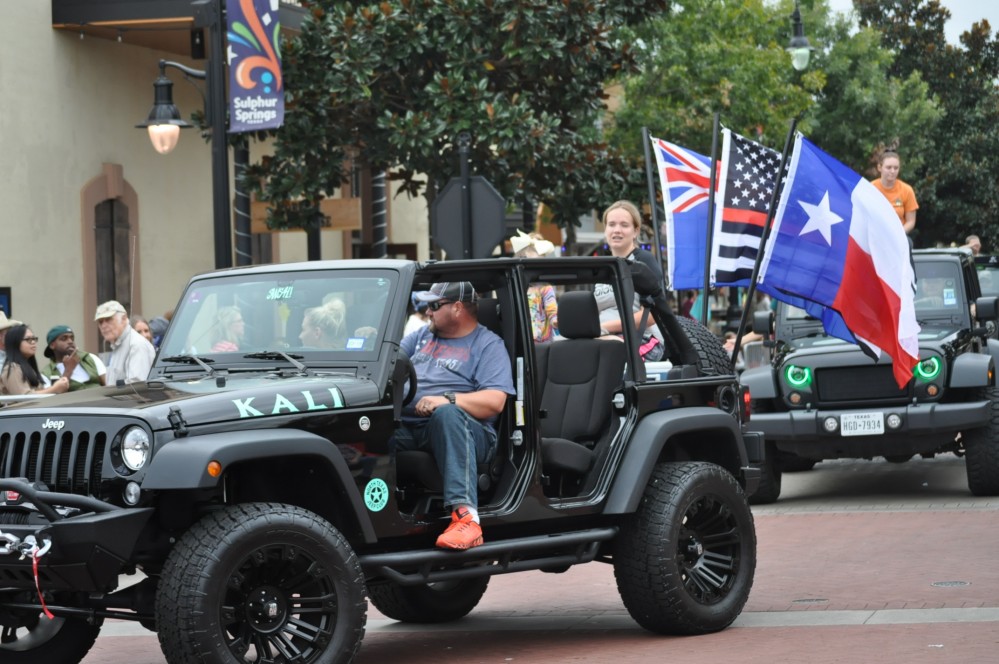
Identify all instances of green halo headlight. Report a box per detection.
[914,356,941,381]
[785,364,812,388]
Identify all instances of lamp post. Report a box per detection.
[136,0,232,269]
[787,0,814,72]
[725,0,812,332]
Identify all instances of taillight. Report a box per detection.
[741,386,752,423]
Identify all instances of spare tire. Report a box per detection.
[674,316,733,377]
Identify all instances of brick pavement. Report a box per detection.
[80,457,999,663]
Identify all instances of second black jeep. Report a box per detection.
[743,248,999,502]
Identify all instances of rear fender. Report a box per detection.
[604,408,747,514]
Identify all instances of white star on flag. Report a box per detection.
[797,192,844,245]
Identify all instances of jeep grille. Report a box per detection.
[815,365,909,403]
[0,429,108,496]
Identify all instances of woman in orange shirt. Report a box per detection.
[871,150,918,234]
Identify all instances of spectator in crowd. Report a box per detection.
[148,316,170,349]
[211,306,246,352]
[680,291,697,319]
[511,230,559,342]
[42,325,106,390]
[404,293,431,336]
[95,300,156,385]
[395,282,515,550]
[131,315,154,345]
[0,324,69,395]
[871,150,917,234]
[963,234,982,256]
[593,200,665,361]
[0,311,22,368]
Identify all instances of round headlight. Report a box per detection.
[915,356,941,381]
[121,427,150,471]
[785,364,812,388]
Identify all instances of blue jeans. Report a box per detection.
[392,405,496,510]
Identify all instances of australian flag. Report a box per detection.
[711,129,782,287]
[651,137,714,290]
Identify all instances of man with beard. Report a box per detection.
[393,282,514,550]
[42,325,107,390]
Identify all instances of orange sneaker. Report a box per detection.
[436,508,484,550]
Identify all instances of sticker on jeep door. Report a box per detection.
[232,387,345,418]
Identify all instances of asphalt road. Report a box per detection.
[84,454,999,663]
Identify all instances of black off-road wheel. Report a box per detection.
[613,461,756,635]
[749,441,782,504]
[155,503,367,664]
[964,386,999,495]
[0,609,101,663]
[674,316,733,376]
[368,577,489,623]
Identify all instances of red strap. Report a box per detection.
[32,551,54,620]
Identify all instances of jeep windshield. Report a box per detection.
[154,269,397,374]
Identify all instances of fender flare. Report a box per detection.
[142,428,374,542]
[951,352,995,388]
[604,408,747,514]
[740,365,778,400]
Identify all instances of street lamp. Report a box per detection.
[787,0,814,71]
[136,0,232,269]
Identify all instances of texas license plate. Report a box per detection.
[840,412,884,436]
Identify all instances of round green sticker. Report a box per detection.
[364,478,389,512]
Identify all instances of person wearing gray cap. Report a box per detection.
[95,300,156,386]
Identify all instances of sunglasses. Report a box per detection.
[427,300,455,312]
[23,336,39,344]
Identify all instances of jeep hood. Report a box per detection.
[0,374,382,431]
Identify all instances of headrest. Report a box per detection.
[557,291,602,339]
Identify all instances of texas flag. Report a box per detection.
[758,134,920,388]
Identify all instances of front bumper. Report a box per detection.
[0,480,153,592]
[752,400,991,440]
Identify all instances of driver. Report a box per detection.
[392,282,515,550]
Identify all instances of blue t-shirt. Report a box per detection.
[401,324,515,428]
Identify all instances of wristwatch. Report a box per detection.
[443,391,457,405]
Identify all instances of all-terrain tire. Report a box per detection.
[675,316,733,376]
[0,613,101,663]
[749,441,782,504]
[155,503,367,664]
[613,461,756,635]
[368,577,490,623]
[964,386,999,495]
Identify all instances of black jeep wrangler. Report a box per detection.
[742,248,999,502]
[0,256,762,663]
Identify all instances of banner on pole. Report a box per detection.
[228,0,284,132]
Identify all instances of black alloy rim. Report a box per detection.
[676,495,741,604]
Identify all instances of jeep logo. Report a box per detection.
[41,419,66,431]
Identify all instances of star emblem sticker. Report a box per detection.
[797,191,844,245]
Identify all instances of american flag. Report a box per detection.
[651,137,714,290]
[711,128,782,286]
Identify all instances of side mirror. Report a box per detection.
[753,310,774,340]
[976,296,999,321]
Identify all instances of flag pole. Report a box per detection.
[641,127,665,286]
[729,117,798,370]
[701,113,721,326]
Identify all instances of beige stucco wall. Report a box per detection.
[2,2,428,353]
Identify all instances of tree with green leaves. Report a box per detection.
[855,0,999,249]
[245,0,665,239]
[608,0,939,176]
